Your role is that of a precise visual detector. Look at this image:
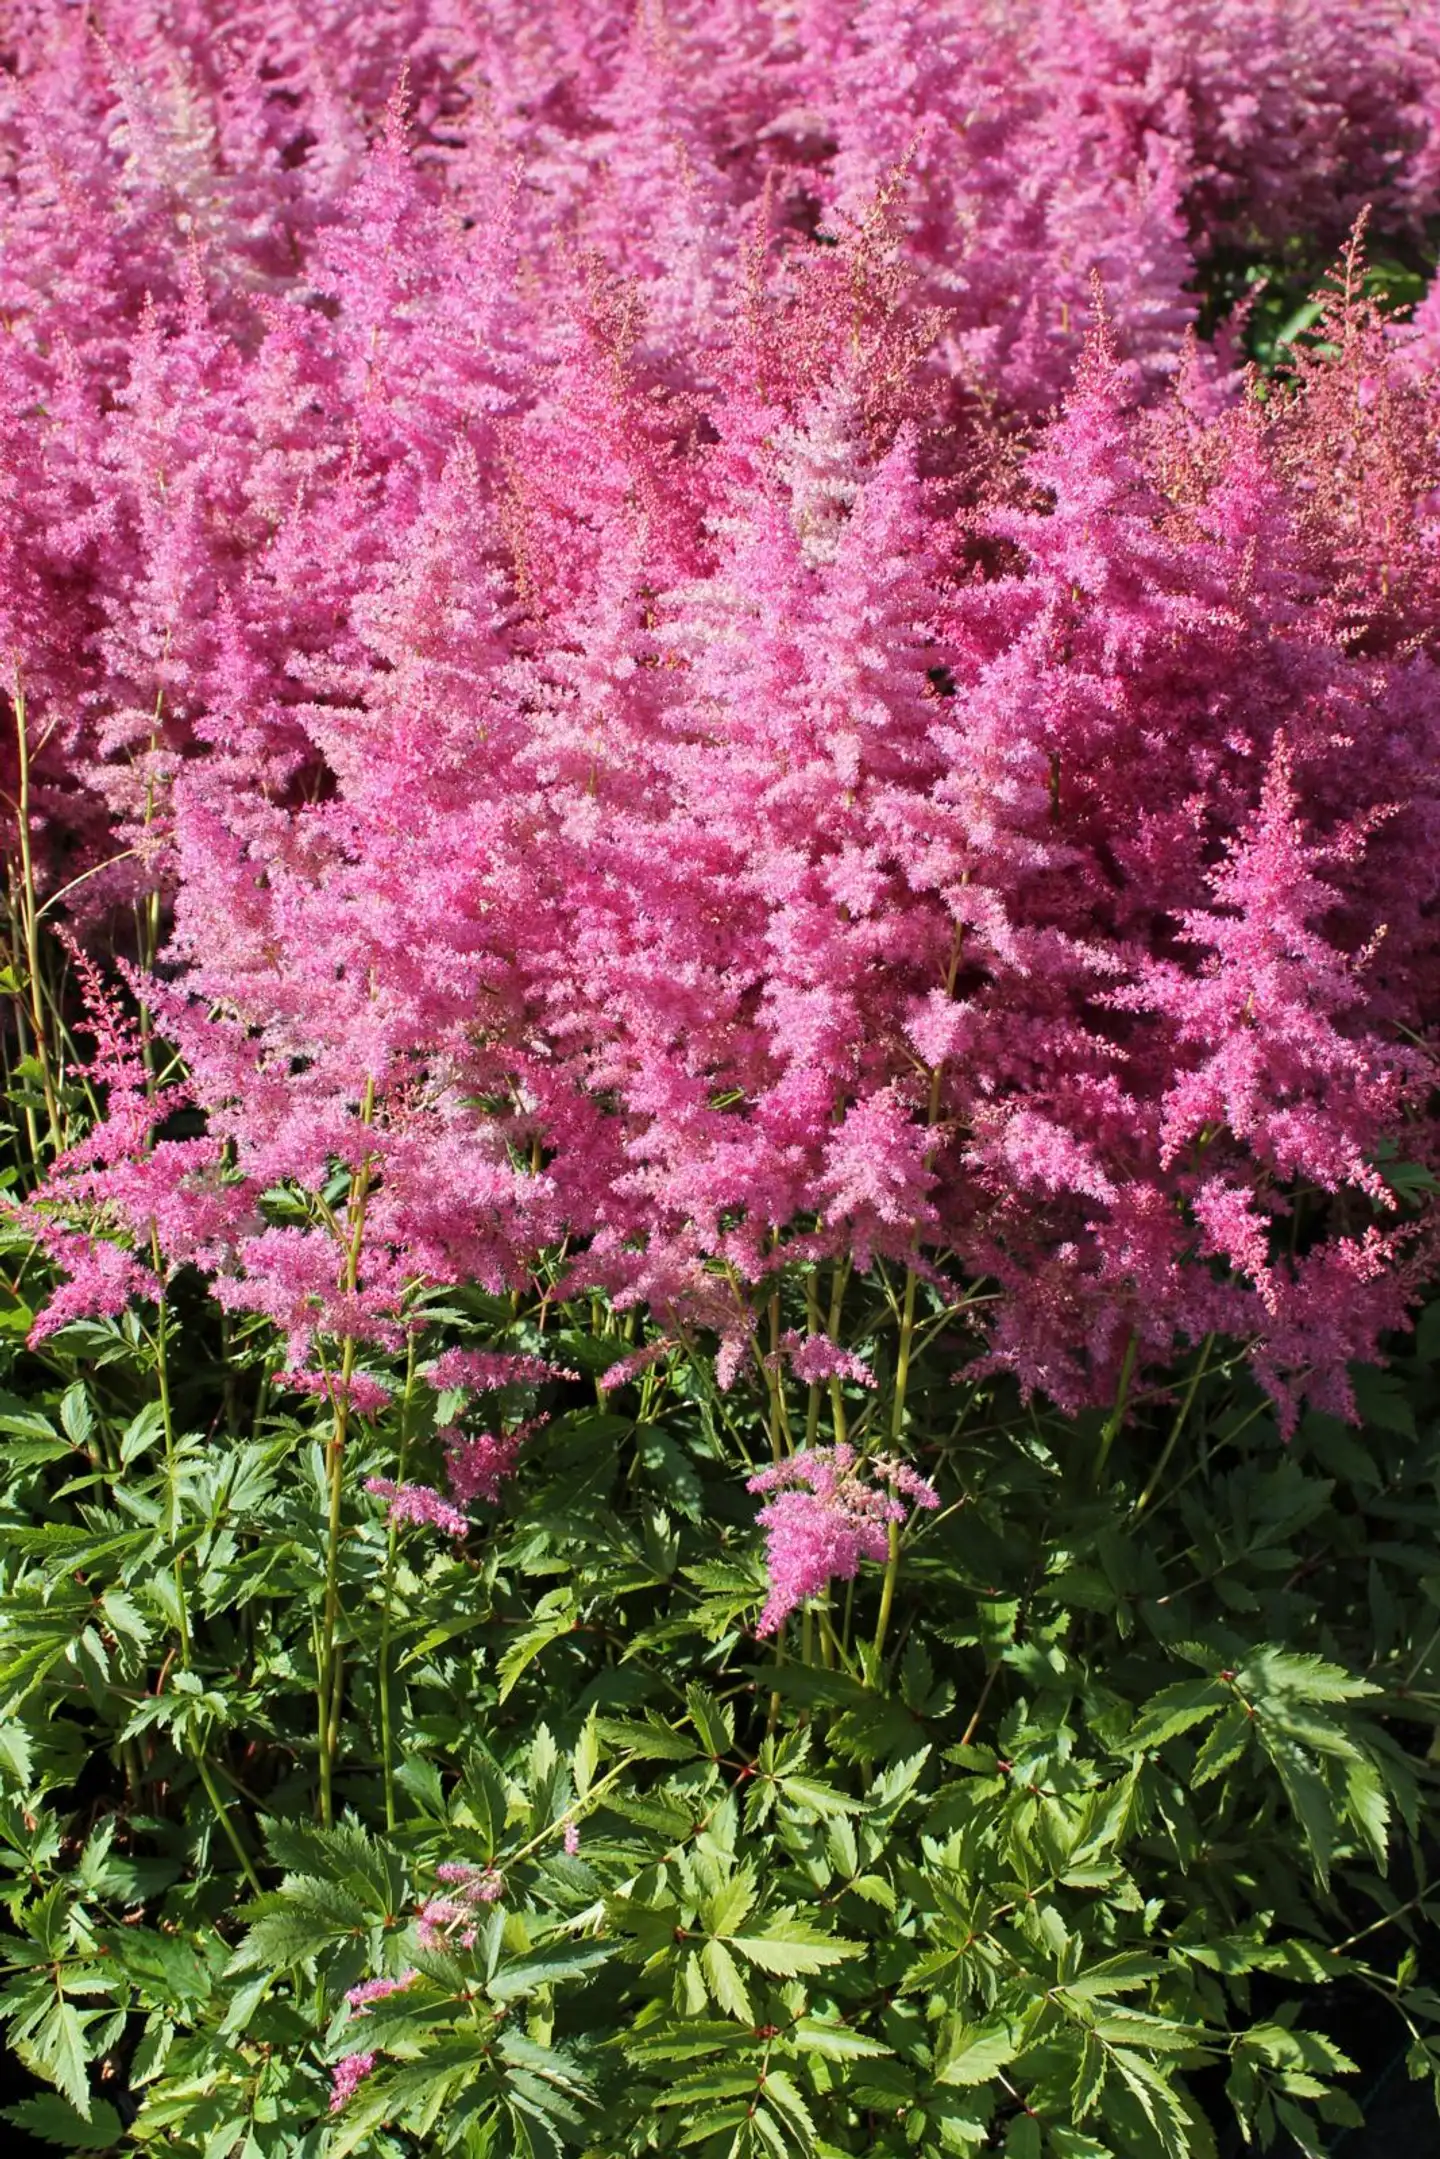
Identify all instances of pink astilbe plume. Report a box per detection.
[1147,738,1406,1205]
[329,2052,376,2113]
[286,1369,395,1417]
[20,932,243,1342]
[599,1339,676,1391]
[443,1419,547,1507]
[427,1350,575,1394]
[775,1332,877,1389]
[417,1863,505,1948]
[345,1972,418,2013]
[4,4,1438,1439]
[365,1480,470,1539]
[747,1445,937,1635]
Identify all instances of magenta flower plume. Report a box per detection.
[365,1480,469,1539]
[775,1331,877,1389]
[444,1422,541,1506]
[426,1349,574,1393]
[345,1972,418,2013]
[418,1864,506,1948]
[329,2052,377,2113]
[599,1340,676,1391]
[746,1446,937,1636]
[286,1370,395,1418]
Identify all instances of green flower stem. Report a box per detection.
[11,679,64,1156]
[826,1257,850,1447]
[151,1232,191,1668]
[502,1753,637,1870]
[765,1273,791,1462]
[379,1327,419,1833]
[804,1272,823,1448]
[1095,1328,1139,1489]
[1132,1332,1214,1518]
[195,1752,262,1896]
[866,1260,919,1682]
[819,1604,856,1678]
[3,937,44,1170]
[318,1076,376,1829]
[863,925,961,1684]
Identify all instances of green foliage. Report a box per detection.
[2,1231,1440,2156]
[1192,219,1439,370]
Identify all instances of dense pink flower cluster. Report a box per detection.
[7,4,1440,1433]
[775,1332,878,1390]
[364,1403,547,1534]
[747,1445,939,1633]
[427,1350,570,1395]
[417,1863,505,1949]
[344,1972,417,2014]
[443,1423,534,1508]
[364,1478,469,1539]
[329,2050,376,2113]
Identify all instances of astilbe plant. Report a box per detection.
[3,6,1440,2157]
[16,225,1437,1430]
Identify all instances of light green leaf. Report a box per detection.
[1046,2131,1116,2158]
[1344,1755,1390,1867]
[700,1939,752,2022]
[705,1869,758,1939]
[0,1721,34,1788]
[572,1712,599,1801]
[31,2001,92,2116]
[652,2073,762,2109]
[731,1919,860,1976]
[4,2094,124,2150]
[593,1717,700,1762]
[497,1604,576,1703]
[488,1941,615,2000]
[1129,1679,1227,1751]
[685,1685,735,1759]
[938,2021,1018,2087]
[58,1386,94,1454]
[1238,1648,1378,1706]
[1056,1953,1159,2001]
[791,2019,893,2062]
[777,1775,860,1820]
[1071,2031,1105,2120]
[1110,2050,1191,2159]
[762,2069,816,2144]
[1191,1705,1251,1786]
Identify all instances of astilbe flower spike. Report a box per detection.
[774,1331,878,1389]
[329,2052,376,2113]
[747,1446,938,1635]
[444,1419,546,1506]
[364,1480,469,1539]
[417,1865,505,1948]
[345,1972,418,2013]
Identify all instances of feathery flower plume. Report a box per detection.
[329,2052,376,2112]
[365,1480,470,1539]
[747,1445,937,1635]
